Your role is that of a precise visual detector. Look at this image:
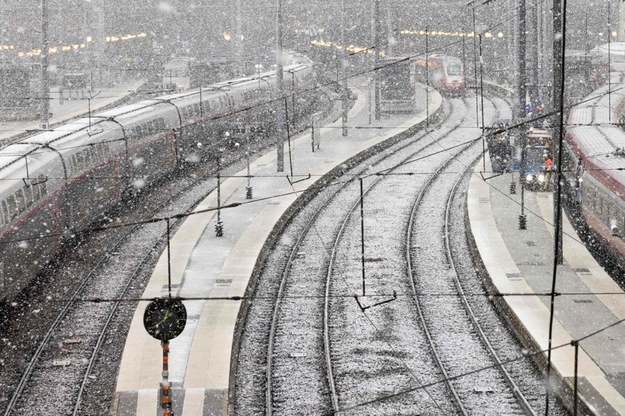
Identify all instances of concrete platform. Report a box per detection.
[113,81,443,415]
[468,163,625,415]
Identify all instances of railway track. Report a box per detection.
[235,95,569,415]
[0,123,311,414]
[3,165,224,415]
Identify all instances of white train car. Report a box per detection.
[0,53,317,302]
[564,83,625,266]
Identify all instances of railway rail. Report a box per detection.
[234,95,569,415]
[0,114,319,413]
[2,161,224,414]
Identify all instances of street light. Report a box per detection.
[40,0,50,130]
[215,144,225,237]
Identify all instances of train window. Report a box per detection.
[95,143,105,158]
[39,179,48,197]
[0,201,6,226]
[23,185,34,208]
[6,195,17,221]
[88,146,97,161]
[157,118,166,130]
[32,181,41,201]
[68,155,76,175]
[82,149,92,165]
[76,152,84,168]
[15,189,26,214]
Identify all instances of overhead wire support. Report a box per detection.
[39,0,50,130]
[275,0,285,172]
[546,0,568,412]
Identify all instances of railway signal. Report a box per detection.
[143,297,187,416]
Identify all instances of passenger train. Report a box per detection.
[0,53,317,303]
[563,82,625,272]
[415,54,466,96]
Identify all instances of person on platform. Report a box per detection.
[543,154,553,191]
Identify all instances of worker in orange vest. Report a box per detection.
[544,154,553,191]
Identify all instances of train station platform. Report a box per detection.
[468,164,625,415]
[113,81,443,415]
[0,79,145,144]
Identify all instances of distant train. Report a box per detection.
[563,82,625,266]
[415,54,466,96]
[486,122,553,191]
[0,52,318,303]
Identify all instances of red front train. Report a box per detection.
[415,54,466,96]
[564,84,625,267]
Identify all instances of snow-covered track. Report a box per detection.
[235,94,570,415]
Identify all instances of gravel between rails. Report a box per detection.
[234,94,570,415]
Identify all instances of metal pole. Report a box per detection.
[216,151,223,237]
[246,125,252,199]
[166,219,172,298]
[235,0,243,77]
[530,0,540,115]
[284,97,294,178]
[374,0,381,120]
[609,0,612,124]
[472,9,480,126]
[479,33,486,171]
[552,0,564,267]
[546,0,568,412]
[275,0,285,172]
[360,178,366,297]
[426,27,429,129]
[341,0,348,136]
[386,0,393,56]
[573,341,579,416]
[40,0,50,130]
[160,341,173,416]
[369,0,375,124]
[518,0,527,118]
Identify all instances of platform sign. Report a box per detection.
[311,112,321,152]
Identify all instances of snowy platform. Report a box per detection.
[468,162,625,415]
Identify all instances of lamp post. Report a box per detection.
[340,0,348,136]
[373,0,381,120]
[275,0,286,172]
[215,145,225,237]
[40,0,50,130]
[245,125,252,199]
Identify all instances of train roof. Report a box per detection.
[95,100,164,119]
[16,119,90,147]
[568,125,625,184]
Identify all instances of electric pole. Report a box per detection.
[518,0,527,118]
[40,0,50,130]
[275,0,285,172]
